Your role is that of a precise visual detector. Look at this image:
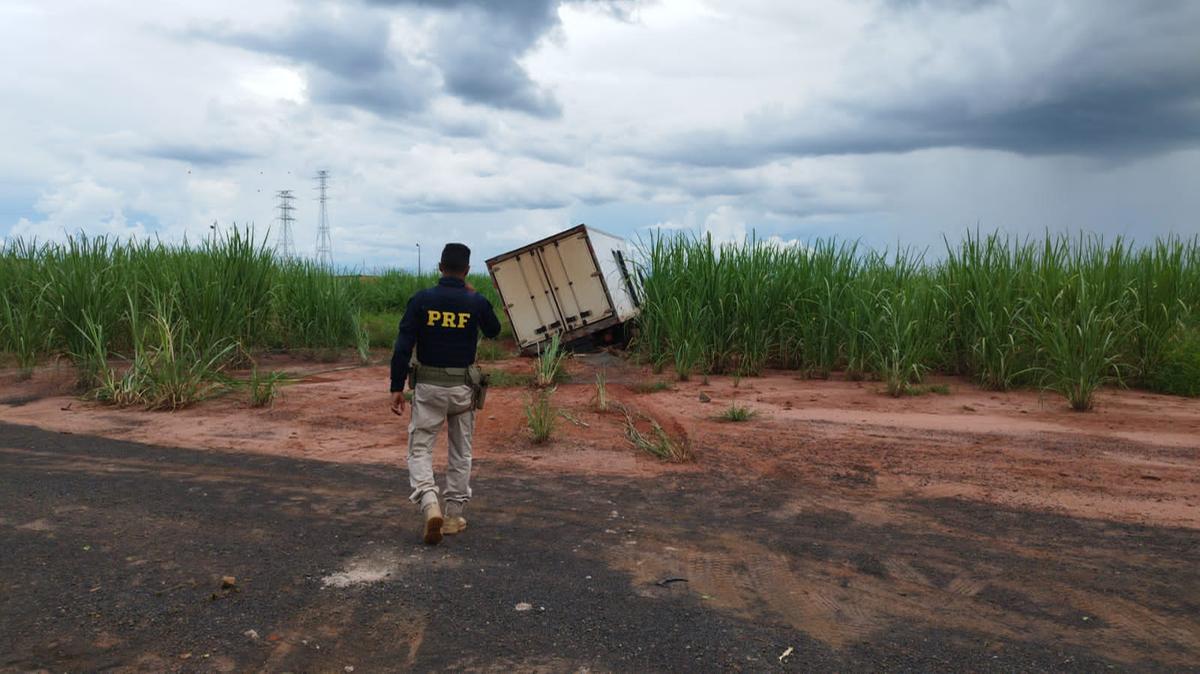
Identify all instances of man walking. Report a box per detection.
[390,243,502,544]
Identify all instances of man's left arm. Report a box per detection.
[391,295,421,393]
[478,296,502,340]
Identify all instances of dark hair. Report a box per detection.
[440,242,471,273]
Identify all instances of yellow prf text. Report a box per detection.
[426,310,471,328]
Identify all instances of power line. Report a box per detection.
[275,189,296,259]
[314,170,333,268]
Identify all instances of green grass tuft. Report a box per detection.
[593,370,610,412]
[249,368,288,408]
[534,333,567,387]
[525,389,557,444]
[716,404,755,422]
[622,407,692,462]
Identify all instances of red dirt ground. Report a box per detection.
[1,350,1196,530]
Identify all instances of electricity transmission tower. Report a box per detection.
[275,190,296,259]
[314,170,333,268]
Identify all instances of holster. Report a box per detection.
[468,366,490,410]
[410,363,489,411]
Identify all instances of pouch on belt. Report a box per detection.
[410,364,489,410]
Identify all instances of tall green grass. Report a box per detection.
[354,270,497,312]
[352,269,510,342]
[273,261,360,350]
[1145,326,1200,397]
[525,388,557,444]
[534,333,566,387]
[636,231,1200,409]
[0,231,361,404]
[0,267,52,379]
[0,230,514,406]
[90,289,240,410]
[6,228,1195,412]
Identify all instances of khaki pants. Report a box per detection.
[407,383,475,508]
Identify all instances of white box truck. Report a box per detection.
[486,224,641,353]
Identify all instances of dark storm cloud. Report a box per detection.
[141,143,260,166]
[658,74,1200,168]
[201,13,391,78]
[368,0,566,117]
[194,0,634,118]
[431,20,562,118]
[307,66,434,117]
[190,10,436,116]
[652,1,1200,168]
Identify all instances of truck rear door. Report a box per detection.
[537,233,615,333]
[489,252,561,349]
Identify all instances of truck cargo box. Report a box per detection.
[486,224,640,353]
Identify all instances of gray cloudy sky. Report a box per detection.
[3,0,1199,268]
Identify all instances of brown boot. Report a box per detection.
[422,501,444,545]
[443,501,468,535]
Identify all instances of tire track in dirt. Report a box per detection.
[601,505,1200,669]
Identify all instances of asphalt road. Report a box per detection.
[1,422,1196,672]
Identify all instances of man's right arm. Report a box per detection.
[390,294,421,392]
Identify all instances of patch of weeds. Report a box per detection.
[558,409,589,428]
[534,334,567,387]
[476,339,508,362]
[593,370,610,412]
[630,380,672,394]
[90,294,239,411]
[716,404,755,422]
[525,388,557,444]
[249,368,288,408]
[359,311,403,349]
[622,408,692,463]
[1144,327,1200,397]
[489,371,534,388]
[352,314,371,364]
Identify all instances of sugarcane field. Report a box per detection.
[5,2,1200,673]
